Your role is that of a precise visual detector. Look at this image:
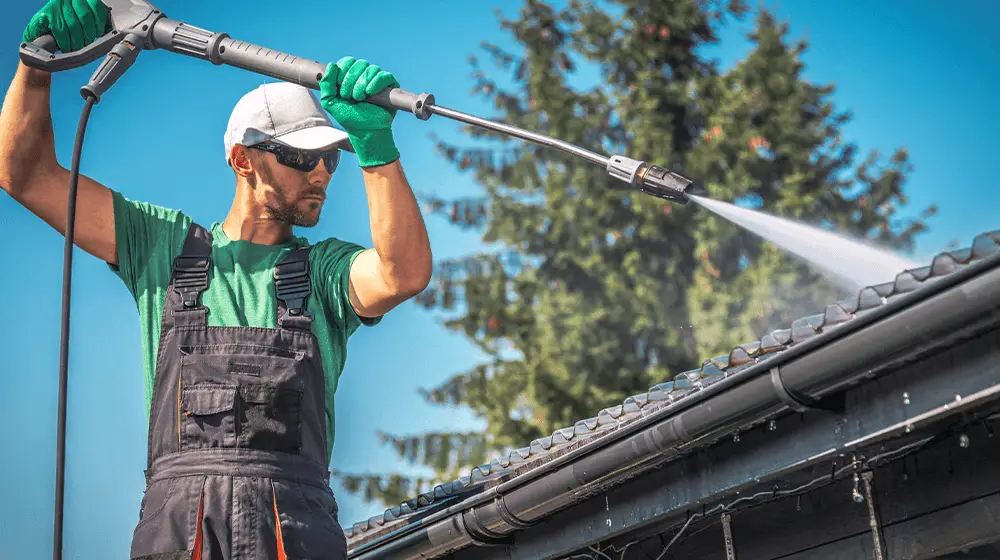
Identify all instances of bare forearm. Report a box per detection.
[361,160,432,294]
[0,62,59,196]
[0,62,118,264]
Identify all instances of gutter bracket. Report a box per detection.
[463,508,516,548]
[496,495,534,531]
[770,366,845,414]
[462,493,531,548]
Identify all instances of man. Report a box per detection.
[1,0,432,558]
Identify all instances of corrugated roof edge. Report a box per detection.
[343,229,1000,542]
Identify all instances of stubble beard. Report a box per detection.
[264,198,322,228]
[256,158,323,228]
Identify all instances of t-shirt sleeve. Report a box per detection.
[312,238,382,336]
[107,190,190,300]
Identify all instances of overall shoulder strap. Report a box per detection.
[170,223,213,321]
[274,245,314,330]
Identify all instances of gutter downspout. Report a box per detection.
[350,250,1000,560]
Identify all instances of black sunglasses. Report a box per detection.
[250,142,341,174]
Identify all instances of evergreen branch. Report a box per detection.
[332,470,442,508]
[374,431,493,474]
[416,191,491,230]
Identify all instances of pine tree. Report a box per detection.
[334,0,935,508]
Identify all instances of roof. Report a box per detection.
[344,229,1000,547]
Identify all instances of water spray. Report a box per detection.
[17,1,695,558]
[689,195,921,291]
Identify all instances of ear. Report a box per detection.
[230,144,255,178]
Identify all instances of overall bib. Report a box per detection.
[129,223,348,560]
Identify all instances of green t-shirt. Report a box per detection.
[107,190,379,464]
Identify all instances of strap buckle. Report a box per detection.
[172,255,210,309]
[274,258,311,316]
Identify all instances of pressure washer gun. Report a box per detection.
[18,0,693,204]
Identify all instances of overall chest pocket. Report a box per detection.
[180,385,238,450]
[179,353,306,454]
[239,383,302,454]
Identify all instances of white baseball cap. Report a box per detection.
[224,82,352,164]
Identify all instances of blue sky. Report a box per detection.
[1,1,997,558]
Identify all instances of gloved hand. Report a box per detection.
[23,0,110,54]
[319,56,400,168]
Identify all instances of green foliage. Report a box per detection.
[337,0,934,510]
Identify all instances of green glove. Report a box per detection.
[319,56,400,168]
[23,0,109,54]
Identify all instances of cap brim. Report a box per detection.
[273,125,353,152]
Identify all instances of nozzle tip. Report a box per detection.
[685,183,708,198]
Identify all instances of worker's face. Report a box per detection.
[247,148,334,228]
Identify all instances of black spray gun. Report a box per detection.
[17,1,694,558]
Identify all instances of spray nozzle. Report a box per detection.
[638,164,692,204]
[607,155,691,204]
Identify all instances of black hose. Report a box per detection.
[53,92,97,560]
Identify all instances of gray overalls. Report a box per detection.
[129,223,348,560]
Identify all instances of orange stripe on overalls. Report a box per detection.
[273,486,287,560]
